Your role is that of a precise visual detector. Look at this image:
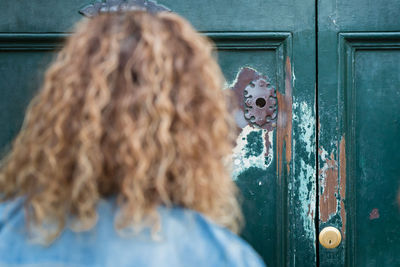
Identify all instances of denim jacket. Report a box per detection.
[0,198,265,267]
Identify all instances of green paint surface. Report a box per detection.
[352,50,400,266]
[318,0,400,265]
[0,1,319,266]
[236,167,277,266]
[0,49,55,152]
[245,131,263,158]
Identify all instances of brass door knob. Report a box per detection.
[319,226,342,249]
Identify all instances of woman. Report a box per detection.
[0,9,265,267]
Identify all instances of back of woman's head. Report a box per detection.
[0,11,241,242]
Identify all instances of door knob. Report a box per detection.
[319,226,342,249]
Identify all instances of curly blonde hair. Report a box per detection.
[0,11,242,242]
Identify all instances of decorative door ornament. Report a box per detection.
[231,67,278,130]
[79,0,170,17]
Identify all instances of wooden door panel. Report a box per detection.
[318,0,400,265]
[353,48,400,266]
[342,35,400,266]
[212,33,290,267]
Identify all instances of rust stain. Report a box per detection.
[319,135,347,232]
[276,57,293,175]
[369,208,380,220]
[319,151,338,222]
[339,136,347,238]
[264,131,271,157]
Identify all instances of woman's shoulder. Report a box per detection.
[92,202,267,266]
[156,206,266,267]
[0,199,265,267]
[0,198,25,232]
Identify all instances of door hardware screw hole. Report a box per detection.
[255,98,266,108]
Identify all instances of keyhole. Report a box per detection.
[255,97,266,108]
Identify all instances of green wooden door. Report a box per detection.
[1,0,398,266]
[0,1,317,266]
[318,0,400,266]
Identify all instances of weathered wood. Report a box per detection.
[318,0,400,265]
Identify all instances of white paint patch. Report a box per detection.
[293,101,315,157]
[223,81,230,90]
[293,98,316,239]
[299,159,316,239]
[319,146,328,162]
[329,14,339,29]
[288,138,296,192]
[231,125,273,180]
[318,144,337,181]
[292,70,296,88]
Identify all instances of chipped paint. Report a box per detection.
[292,71,296,88]
[228,67,278,180]
[319,149,338,222]
[299,159,316,238]
[369,208,380,220]
[319,135,347,235]
[292,98,316,239]
[232,125,274,180]
[276,57,293,175]
[293,101,315,157]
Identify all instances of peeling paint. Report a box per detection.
[245,130,264,157]
[293,101,315,157]
[292,98,316,239]
[292,71,296,88]
[299,159,316,238]
[319,135,347,237]
[229,67,278,180]
[232,125,273,180]
[276,57,293,175]
[369,208,380,220]
[319,149,338,222]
